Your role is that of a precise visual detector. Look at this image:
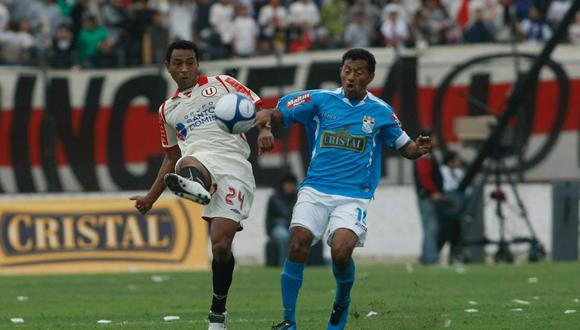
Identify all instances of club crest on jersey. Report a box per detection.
[201,86,218,97]
[362,116,375,134]
[286,93,311,109]
[391,113,402,127]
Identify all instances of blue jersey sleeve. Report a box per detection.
[379,110,411,149]
[277,90,319,127]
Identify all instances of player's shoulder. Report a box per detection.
[365,92,394,113]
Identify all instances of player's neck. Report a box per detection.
[177,75,198,91]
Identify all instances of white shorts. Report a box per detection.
[180,151,255,223]
[290,187,370,247]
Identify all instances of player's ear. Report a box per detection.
[368,71,375,83]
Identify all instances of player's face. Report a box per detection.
[340,59,374,100]
[166,49,198,90]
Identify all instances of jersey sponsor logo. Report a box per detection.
[180,102,216,134]
[320,127,366,153]
[201,86,218,97]
[391,113,401,127]
[176,122,187,140]
[286,93,311,109]
[224,77,255,101]
[362,116,376,134]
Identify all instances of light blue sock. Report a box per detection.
[332,260,355,307]
[281,259,305,323]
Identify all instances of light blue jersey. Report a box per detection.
[278,88,411,199]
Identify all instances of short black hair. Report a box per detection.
[280,174,298,186]
[342,48,376,73]
[165,40,199,63]
[443,150,459,164]
[417,128,432,137]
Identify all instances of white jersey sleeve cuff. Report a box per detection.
[395,132,412,149]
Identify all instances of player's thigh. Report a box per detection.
[290,188,331,246]
[203,173,255,224]
[327,198,370,247]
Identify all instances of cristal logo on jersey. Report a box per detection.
[201,86,218,97]
[391,113,402,127]
[286,93,311,109]
[362,116,375,134]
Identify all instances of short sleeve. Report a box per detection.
[277,90,318,127]
[159,102,177,149]
[218,75,263,107]
[379,112,411,149]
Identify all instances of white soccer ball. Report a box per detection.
[214,93,256,134]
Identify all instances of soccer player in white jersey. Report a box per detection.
[254,48,432,330]
[130,40,273,330]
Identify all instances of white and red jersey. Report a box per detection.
[158,75,262,160]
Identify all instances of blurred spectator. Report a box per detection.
[0,2,7,33]
[142,10,169,64]
[231,4,258,57]
[464,6,495,43]
[195,0,212,41]
[265,174,298,267]
[125,0,155,65]
[0,20,34,65]
[101,0,128,67]
[344,10,375,48]
[321,0,348,47]
[380,4,410,49]
[349,0,380,31]
[419,0,454,45]
[30,0,66,37]
[288,25,312,52]
[288,0,320,29]
[50,22,74,68]
[413,129,442,265]
[437,150,467,264]
[168,0,196,41]
[76,14,108,67]
[569,13,580,44]
[258,0,288,49]
[209,0,235,55]
[546,0,571,26]
[71,0,91,38]
[518,5,552,43]
[382,0,419,25]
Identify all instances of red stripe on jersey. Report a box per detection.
[216,76,230,92]
[198,75,209,86]
[159,102,169,146]
[239,133,247,141]
[224,77,256,101]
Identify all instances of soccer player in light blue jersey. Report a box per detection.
[254,48,432,330]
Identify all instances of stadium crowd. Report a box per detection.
[0,0,579,68]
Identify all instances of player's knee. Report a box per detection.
[331,248,352,269]
[212,240,232,262]
[287,228,312,262]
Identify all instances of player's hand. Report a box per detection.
[129,195,154,215]
[430,191,443,201]
[253,109,273,129]
[416,135,432,155]
[257,127,274,155]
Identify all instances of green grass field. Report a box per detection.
[1,262,579,329]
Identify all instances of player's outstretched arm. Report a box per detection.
[129,147,181,214]
[398,135,432,159]
[253,108,283,129]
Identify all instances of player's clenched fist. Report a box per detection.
[415,135,432,155]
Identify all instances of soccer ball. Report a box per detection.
[214,93,256,134]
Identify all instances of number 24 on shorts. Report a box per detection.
[225,187,245,210]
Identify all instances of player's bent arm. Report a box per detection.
[147,146,181,201]
[130,146,181,214]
